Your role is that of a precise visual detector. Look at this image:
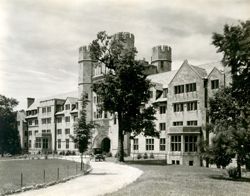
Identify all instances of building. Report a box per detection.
[21,32,230,165]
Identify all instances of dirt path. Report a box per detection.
[14,157,143,196]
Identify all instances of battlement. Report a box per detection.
[152,45,171,53]
[113,32,135,41]
[79,45,91,61]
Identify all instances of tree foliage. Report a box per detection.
[89,31,158,161]
[0,94,21,156]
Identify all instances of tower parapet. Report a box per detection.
[151,45,172,73]
[79,45,91,62]
[113,32,135,50]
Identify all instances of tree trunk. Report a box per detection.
[237,154,241,178]
[80,153,83,171]
[118,112,124,162]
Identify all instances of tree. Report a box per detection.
[208,88,250,178]
[71,94,94,170]
[89,31,158,162]
[0,94,21,156]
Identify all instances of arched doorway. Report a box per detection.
[101,138,110,153]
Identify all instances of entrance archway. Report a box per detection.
[101,138,110,153]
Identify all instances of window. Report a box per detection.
[160,106,166,114]
[35,138,41,148]
[160,61,164,68]
[42,107,46,113]
[28,120,32,125]
[58,139,61,149]
[185,135,197,152]
[172,160,175,164]
[74,143,78,149]
[146,139,154,151]
[47,107,51,113]
[47,118,51,124]
[73,116,78,122]
[96,110,102,119]
[42,130,46,133]
[104,111,108,118]
[65,116,70,122]
[187,101,197,111]
[29,140,31,148]
[173,103,184,112]
[65,104,70,110]
[211,79,219,89]
[187,121,198,126]
[35,120,38,125]
[186,83,196,92]
[66,139,69,149]
[160,138,166,151]
[28,131,32,136]
[57,117,62,123]
[42,138,48,149]
[47,129,51,133]
[171,135,181,151]
[173,121,183,126]
[17,121,20,126]
[35,130,38,134]
[25,131,28,136]
[189,161,194,166]
[163,88,168,98]
[57,129,62,135]
[176,160,180,165]
[149,91,153,98]
[174,85,184,94]
[133,139,139,150]
[159,123,166,131]
[65,129,70,134]
[42,119,46,124]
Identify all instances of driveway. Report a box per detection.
[14,157,143,196]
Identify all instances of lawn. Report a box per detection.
[106,160,250,196]
[0,159,83,194]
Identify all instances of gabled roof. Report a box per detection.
[65,97,78,104]
[197,62,224,75]
[190,65,207,78]
[147,70,178,88]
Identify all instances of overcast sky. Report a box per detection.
[0,0,249,110]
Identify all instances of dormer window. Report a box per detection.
[211,79,219,89]
[65,104,70,110]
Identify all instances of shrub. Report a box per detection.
[150,153,154,159]
[115,151,127,158]
[227,167,238,179]
[137,153,142,159]
[72,151,76,155]
[143,153,148,159]
[106,152,112,157]
[65,150,71,156]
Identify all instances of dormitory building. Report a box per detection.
[17,32,230,166]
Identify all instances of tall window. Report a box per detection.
[211,79,219,89]
[186,83,196,92]
[57,129,62,135]
[185,135,197,152]
[58,139,61,149]
[65,104,70,110]
[42,107,46,113]
[96,110,102,119]
[42,138,48,149]
[133,139,139,150]
[174,85,184,94]
[187,101,197,111]
[35,120,38,125]
[65,116,70,123]
[65,129,70,134]
[159,123,166,131]
[160,106,166,114]
[160,138,166,151]
[47,118,51,124]
[187,121,198,126]
[28,120,33,125]
[57,117,62,123]
[173,121,183,126]
[173,103,184,112]
[47,107,51,113]
[42,119,46,124]
[171,135,181,151]
[146,139,154,151]
[28,140,31,148]
[35,138,41,148]
[66,139,69,149]
[163,88,168,98]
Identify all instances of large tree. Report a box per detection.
[71,94,94,170]
[89,31,158,162]
[0,94,21,156]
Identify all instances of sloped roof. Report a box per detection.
[197,62,224,75]
[66,97,78,104]
[147,70,178,88]
[190,65,207,78]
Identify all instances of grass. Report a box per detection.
[0,159,83,194]
[106,159,250,196]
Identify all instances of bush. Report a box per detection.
[59,151,65,155]
[72,151,76,155]
[115,151,127,158]
[105,152,112,157]
[143,153,148,159]
[150,153,154,159]
[137,153,142,159]
[227,167,238,179]
[65,150,71,156]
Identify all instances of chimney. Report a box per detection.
[27,98,35,108]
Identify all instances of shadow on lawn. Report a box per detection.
[209,174,250,183]
[89,172,118,175]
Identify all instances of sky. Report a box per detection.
[0,0,249,110]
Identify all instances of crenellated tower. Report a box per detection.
[151,45,172,73]
[113,32,135,52]
[78,45,94,122]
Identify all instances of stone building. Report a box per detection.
[21,32,230,165]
